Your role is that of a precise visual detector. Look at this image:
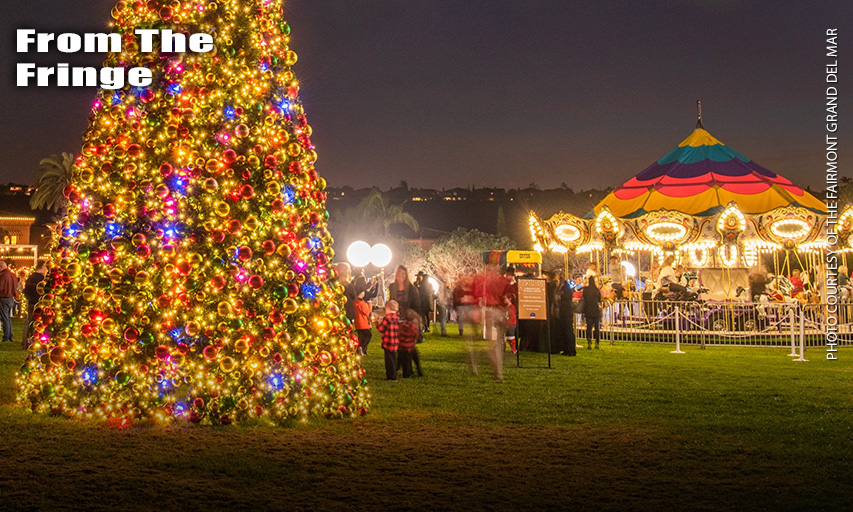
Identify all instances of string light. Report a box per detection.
[716,203,746,233]
[769,218,810,240]
[577,242,604,254]
[554,224,581,244]
[529,214,547,244]
[595,208,622,239]
[645,221,688,243]
[16,0,370,426]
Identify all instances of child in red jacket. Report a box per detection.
[398,310,421,378]
[376,300,400,381]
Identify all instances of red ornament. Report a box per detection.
[202,345,218,360]
[210,275,226,290]
[177,260,192,275]
[237,246,253,261]
[248,275,264,289]
[155,346,171,360]
[124,327,140,342]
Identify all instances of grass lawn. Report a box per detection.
[0,318,851,511]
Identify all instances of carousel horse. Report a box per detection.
[754,274,797,319]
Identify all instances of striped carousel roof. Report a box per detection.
[594,125,826,218]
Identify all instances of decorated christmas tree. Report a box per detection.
[17,0,370,425]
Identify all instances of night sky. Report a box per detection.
[1,0,850,191]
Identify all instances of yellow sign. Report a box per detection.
[507,250,542,264]
[517,277,547,320]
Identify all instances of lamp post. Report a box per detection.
[347,241,393,306]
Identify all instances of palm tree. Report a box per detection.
[357,188,419,237]
[30,152,75,213]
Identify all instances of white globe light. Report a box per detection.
[347,241,372,268]
[427,276,439,292]
[370,243,393,268]
[621,261,636,278]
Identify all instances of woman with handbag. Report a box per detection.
[582,275,602,349]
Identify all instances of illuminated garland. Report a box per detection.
[681,241,715,267]
[554,224,581,244]
[718,245,739,267]
[577,242,605,254]
[769,218,810,240]
[16,0,369,425]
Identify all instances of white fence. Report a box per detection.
[596,300,852,350]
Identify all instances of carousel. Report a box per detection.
[529,107,842,310]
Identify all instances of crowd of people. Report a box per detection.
[333,259,618,383]
[0,259,47,348]
[9,252,847,385]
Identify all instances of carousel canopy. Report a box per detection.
[593,127,826,219]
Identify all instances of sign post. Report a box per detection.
[516,277,551,369]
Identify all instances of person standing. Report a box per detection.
[376,300,401,381]
[558,277,577,356]
[388,265,420,322]
[398,309,423,378]
[353,288,373,356]
[22,260,47,349]
[545,271,565,354]
[505,296,518,354]
[0,260,18,343]
[582,275,602,349]
[470,265,515,382]
[452,274,476,336]
[415,271,434,333]
[436,280,450,337]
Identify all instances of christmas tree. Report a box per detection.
[17,0,370,425]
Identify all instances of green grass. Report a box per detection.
[0,318,851,511]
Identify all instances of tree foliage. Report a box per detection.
[397,238,429,275]
[30,152,75,213]
[427,228,515,285]
[356,187,419,237]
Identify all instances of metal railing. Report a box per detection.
[584,299,853,349]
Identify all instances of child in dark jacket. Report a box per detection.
[398,310,421,378]
[376,300,400,381]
